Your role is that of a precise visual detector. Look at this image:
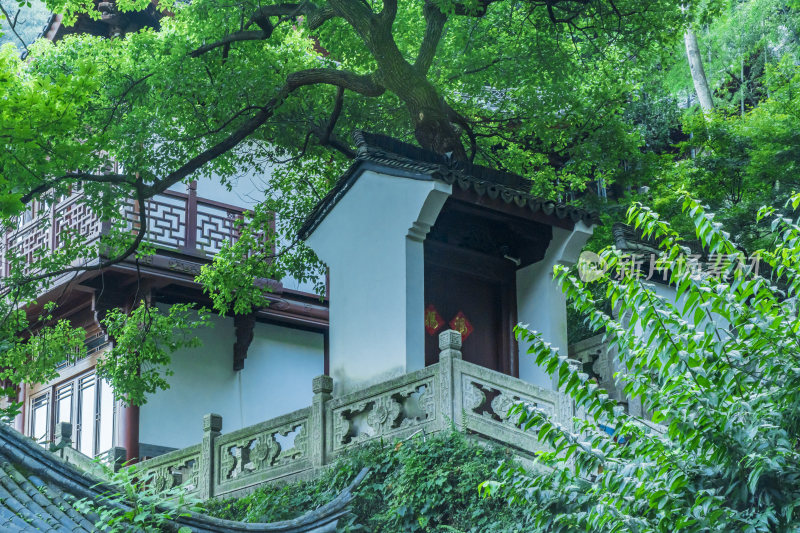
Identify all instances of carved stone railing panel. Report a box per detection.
[218,422,305,481]
[214,408,312,494]
[569,334,643,417]
[149,457,200,493]
[454,358,566,455]
[327,367,439,454]
[136,444,201,495]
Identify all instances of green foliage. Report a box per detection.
[0,0,706,410]
[98,302,211,406]
[206,432,530,532]
[483,194,800,531]
[0,301,84,420]
[73,462,203,532]
[197,198,326,315]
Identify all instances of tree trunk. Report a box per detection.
[326,0,467,159]
[684,29,714,112]
[412,106,467,160]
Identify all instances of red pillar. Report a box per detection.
[121,403,140,463]
[13,383,25,434]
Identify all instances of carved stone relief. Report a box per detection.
[220,423,307,481]
[462,376,553,431]
[148,456,199,492]
[334,381,436,449]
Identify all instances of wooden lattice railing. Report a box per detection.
[1,187,246,278]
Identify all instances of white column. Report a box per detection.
[306,171,450,395]
[516,221,593,390]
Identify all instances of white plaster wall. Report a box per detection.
[517,222,593,390]
[306,170,450,396]
[139,312,324,449]
[172,167,268,208]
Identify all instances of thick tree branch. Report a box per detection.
[311,87,355,158]
[190,31,268,57]
[415,2,447,74]
[144,68,382,197]
[284,68,384,97]
[20,172,136,205]
[381,0,398,25]
[451,0,500,17]
[320,86,345,145]
[314,133,356,159]
[192,3,338,58]
[446,104,477,162]
[326,0,376,42]
[249,2,337,30]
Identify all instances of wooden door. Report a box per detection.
[424,242,518,375]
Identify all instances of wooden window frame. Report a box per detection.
[26,355,116,457]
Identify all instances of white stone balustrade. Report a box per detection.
[137,329,582,500]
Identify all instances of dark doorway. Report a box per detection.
[422,199,554,376]
[424,242,517,375]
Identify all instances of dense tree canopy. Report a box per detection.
[4,0,800,411]
[0,0,704,408]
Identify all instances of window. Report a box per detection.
[98,379,114,453]
[29,372,116,457]
[30,392,50,443]
[77,375,96,455]
[55,383,73,428]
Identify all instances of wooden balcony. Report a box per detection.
[1,184,246,279]
[2,185,328,332]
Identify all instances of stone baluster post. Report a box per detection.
[310,375,333,468]
[437,330,462,431]
[53,422,72,451]
[199,413,222,500]
[558,358,584,430]
[110,447,128,472]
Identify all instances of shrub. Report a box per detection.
[206,431,530,532]
[482,195,800,532]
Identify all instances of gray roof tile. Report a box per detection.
[0,423,364,532]
[299,131,599,240]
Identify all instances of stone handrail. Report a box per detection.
[137,329,578,500]
[136,442,203,495]
[214,407,312,495]
[50,421,126,480]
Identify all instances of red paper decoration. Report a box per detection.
[424,305,445,336]
[449,311,474,340]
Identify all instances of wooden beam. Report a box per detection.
[233,313,256,371]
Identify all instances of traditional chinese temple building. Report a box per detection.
[3,127,599,466]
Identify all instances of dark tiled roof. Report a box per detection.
[613,222,706,257]
[612,223,662,255]
[0,423,364,532]
[299,131,599,240]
